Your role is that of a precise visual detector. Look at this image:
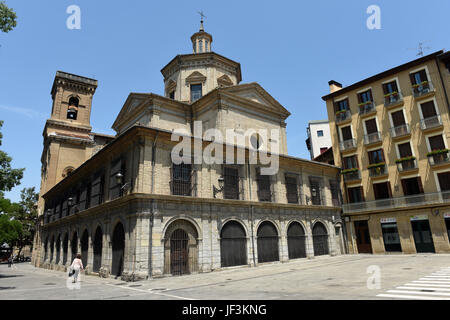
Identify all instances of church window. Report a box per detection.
[190,84,202,102]
[199,40,203,53]
[67,97,79,120]
[169,91,175,99]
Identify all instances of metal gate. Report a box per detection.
[312,223,329,256]
[221,221,247,267]
[257,222,279,263]
[112,223,125,277]
[81,230,89,268]
[170,229,189,276]
[62,235,68,265]
[287,222,306,259]
[93,227,102,273]
[411,220,435,253]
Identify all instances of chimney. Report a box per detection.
[328,80,342,93]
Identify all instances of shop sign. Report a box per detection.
[380,218,396,224]
[410,215,428,221]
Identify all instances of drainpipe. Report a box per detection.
[247,162,256,267]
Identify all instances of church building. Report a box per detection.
[32,20,344,281]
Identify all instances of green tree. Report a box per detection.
[0,214,22,248]
[0,1,17,33]
[0,121,24,192]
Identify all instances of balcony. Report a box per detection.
[412,81,434,99]
[384,92,403,108]
[390,124,411,139]
[368,163,387,178]
[427,149,450,166]
[396,157,418,173]
[339,139,357,152]
[343,190,450,214]
[342,169,361,182]
[420,115,443,131]
[364,132,382,146]
[335,110,352,124]
[358,101,376,117]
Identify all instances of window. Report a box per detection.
[401,177,424,196]
[420,101,437,119]
[109,158,126,200]
[368,149,384,164]
[67,97,79,120]
[199,40,203,53]
[391,110,406,127]
[343,155,358,169]
[90,173,105,207]
[341,126,353,141]
[169,91,175,99]
[428,135,445,151]
[223,167,240,200]
[381,222,402,252]
[330,180,340,206]
[364,118,378,135]
[382,81,399,95]
[437,172,450,192]
[358,89,373,103]
[347,186,364,203]
[171,163,193,196]
[410,69,428,85]
[335,99,349,112]
[317,130,324,137]
[398,142,413,158]
[285,174,299,204]
[205,40,209,52]
[320,147,328,154]
[190,84,202,102]
[373,182,392,200]
[308,177,322,205]
[256,168,272,202]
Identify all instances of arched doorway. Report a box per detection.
[111,222,125,277]
[81,230,89,268]
[49,236,54,263]
[71,232,78,262]
[257,221,279,263]
[62,234,68,265]
[93,226,103,273]
[220,221,247,267]
[164,220,199,276]
[55,235,61,264]
[43,237,48,262]
[287,222,307,259]
[312,222,329,256]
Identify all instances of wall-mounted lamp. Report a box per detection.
[213,176,225,198]
[432,209,440,217]
[67,197,74,207]
[115,171,130,192]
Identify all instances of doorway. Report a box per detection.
[411,219,435,253]
[354,220,372,254]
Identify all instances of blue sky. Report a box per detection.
[1,0,448,202]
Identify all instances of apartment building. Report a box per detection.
[323,50,450,254]
[306,120,333,161]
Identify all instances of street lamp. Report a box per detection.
[115,171,130,194]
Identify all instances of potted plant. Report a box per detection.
[395,156,416,164]
[341,168,359,174]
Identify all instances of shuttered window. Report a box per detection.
[285,175,299,204]
[341,126,353,141]
[437,172,450,191]
[365,118,378,134]
[91,173,105,207]
[171,163,193,196]
[256,168,272,202]
[347,186,364,203]
[343,155,358,169]
[383,81,399,95]
[109,159,124,200]
[391,110,406,127]
[410,70,428,85]
[420,101,437,118]
[224,167,240,200]
[368,149,384,164]
[373,182,392,200]
[398,142,413,158]
[429,135,445,151]
[309,177,322,205]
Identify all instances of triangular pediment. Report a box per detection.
[185,71,207,84]
[217,74,233,87]
[222,83,291,116]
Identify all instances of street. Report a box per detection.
[1,254,450,300]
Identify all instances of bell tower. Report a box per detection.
[191,14,213,54]
[38,71,98,214]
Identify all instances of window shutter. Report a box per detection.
[109,159,122,200]
[387,182,393,198]
[62,199,68,217]
[381,149,386,162]
[409,73,417,85]
[401,179,408,196]
[191,164,197,197]
[238,165,245,200]
[382,83,389,95]
[91,174,102,207]
[420,101,437,118]
[429,135,445,151]
[417,177,424,194]
[360,186,365,202]
[79,186,87,210]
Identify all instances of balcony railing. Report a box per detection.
[364,132,381,145]
[420,115,442,130]
[342,169,361,182]
[412,81,434,98]
[339,139,357,151]
[390,124,410,138]
[335,110,352,123]
[343,190,450,214]
[427,150,450,166]
[396,158,417,172]
[368,163,387,177]
[359,102,376,116]
[384,92,403,107]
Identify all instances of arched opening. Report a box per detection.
[81,229,89,268]
[164,220,199,276]
[93,226,103,273]
[50,236,54,263]
[312,222,329,256]
[67,97,79,120]
[62,234,68,265]
[111,222,125,277]
[43,237,48,262]
[55,235,61,264]
[220,221,247,267]
[287,222,307,259]
[71,232,78,262]
[257,221,279,263]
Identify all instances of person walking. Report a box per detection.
[7,254,12,268]
[70,254,84,283]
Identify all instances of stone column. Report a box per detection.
[279,216,289,262]
[305,219,315,258]
[151,210,164,278]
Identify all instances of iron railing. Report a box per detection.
[420,115,442,130]
[396,159,417,172]
[368,164,387,177]
[343,190,450,214]
[364,132,382,145]
[384,92,403,107]
[412,81,434,98]
[428,151,450,166]
[342,170,361,182]
[336,110,352,123]
[339,139,357,151]
[390,124,410,138]
[359,102,376,115]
